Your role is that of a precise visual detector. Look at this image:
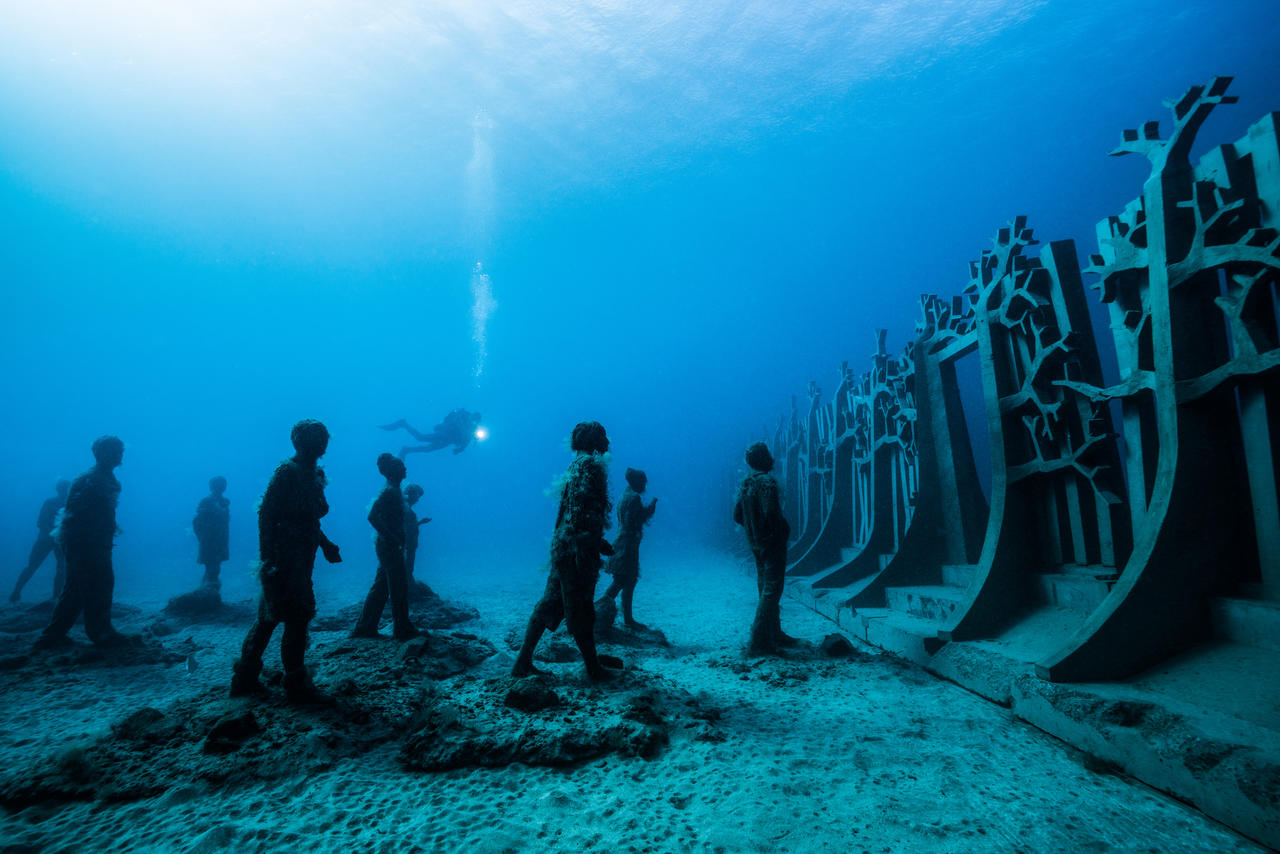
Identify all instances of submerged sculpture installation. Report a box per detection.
[773,77,1279,683]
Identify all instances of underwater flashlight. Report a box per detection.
[475,426,489,441]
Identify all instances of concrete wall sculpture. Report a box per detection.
[776,77,1278,680]
[769,76,1280,849]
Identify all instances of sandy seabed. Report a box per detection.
[0,554,1265,854]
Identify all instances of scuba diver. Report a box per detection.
[10,479,70,603]
[379,409,483,458]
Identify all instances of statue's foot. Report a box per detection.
[94,631,133,648]
[511,661,546,678]
[33,634,72,651]
[229,673,268,698]
[745,640,778,658]
[284,673,336,706]
[586,665,619,683]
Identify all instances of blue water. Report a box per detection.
[2,0,1278,602]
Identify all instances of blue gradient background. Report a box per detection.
[2,1,1278,604]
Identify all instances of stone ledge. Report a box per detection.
[786,583,1280,850]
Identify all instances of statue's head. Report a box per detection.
[745,442,773,473]
[290,419,330,460]
[209,475,228,495]
[55,478,71,496]
[377,452,406,482]
[625,467,647,492]
[91,435,125,468]
[404,483,424,503]
[570,421,609,455]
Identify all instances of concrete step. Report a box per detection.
[941,564,977,588]
[885,584,966,623]
[1058,563,1120,580]
[841,608,946,665]
[1038,572,1112,612]
[1211,597,1280,652]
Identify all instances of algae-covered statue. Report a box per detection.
[35,437,130,648]
[352,453,422,641]
[733,442,796,655]
[596,467,658,630]
[10,478,70,603]
[231,419,342,703]
[379,408,483,458]
[193,475,230,594]
[403,482,432,597]
[512,420,621,681]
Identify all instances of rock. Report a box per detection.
[596,620,672,649]
[146,619,177,637]
[503,627,579,663]
[504,679,561,712]
[422,634,498,680]
[622,692,665,726]
[398,670,698,773]
[112,708,170,743]
[399,637,430,662]
[163,592,254,626]
[203,711,261,755]
[820,633,856,658]
[595,597,619,627]
[312,588,478,633]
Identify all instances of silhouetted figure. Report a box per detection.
[193,476,230,594]
[512,421,619,681]
[596,468,658,629]
[10,479,70,603]
[35,437,129,648]
[353,454,422,641]
[379,409,483,457]
[733,442,796,655]
[403,483,432,597]
[231,420,342,703]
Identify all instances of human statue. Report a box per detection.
[35,437,130,648]
[595,467,658,630]
[9,479,70,603]
[231,420,342,703]
[193,476,230,594]
[733,442,797,655]
[379,409,483,457]
[352,453,422,641]
[512,420,621,681]
[403,482,432,599]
